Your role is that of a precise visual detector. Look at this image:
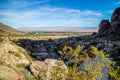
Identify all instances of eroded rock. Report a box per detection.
[30,59,68,80]
[98,20,110,33]
[111,7,120,22]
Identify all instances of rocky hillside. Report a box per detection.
[0,23,23,35]
[0,40,33,80]
[14,7,120,80]
[0,7,120,80]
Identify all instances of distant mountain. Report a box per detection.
[18,27,98,32]
[0,23,23,35]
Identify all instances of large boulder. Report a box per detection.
[98,20,110,33]
[110,7,120,33]
[111,7,120,22]
[30,59,68,80]
[78,57,112,80]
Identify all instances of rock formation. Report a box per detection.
[111,7,120,22]
[98,20,110,33]
[94,7,120,37]
[111,7,120,33]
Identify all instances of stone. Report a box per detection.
[32,52,50,60]
[33,44,47,53]
[29,61,48,77]
[30,59,68,80]
[98,20,110,33]
[111,7,120,22]
[111,21,120,33]
[110,7,120,33]
[78,57,111,80]
[96,43,105,50]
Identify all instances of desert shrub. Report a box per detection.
[36,61,68,80]
[58,45,83,58]
[50,61,68,80]
[66,47,111,80]
[14,53,21,58]
[17,46,33,62]
[23,51,33,62]
[28,44,119,80]
[16,63,26,68]
[58,45,114,80]
[48,38,53,42]
[109,64,120,80]
[0,78,5,80]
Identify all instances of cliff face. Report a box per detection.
[0,23,23,35]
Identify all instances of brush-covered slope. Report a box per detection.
[0,23,23,35]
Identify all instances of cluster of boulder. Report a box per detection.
[93,7,120,37]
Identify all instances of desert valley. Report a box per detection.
[0,7,120,80]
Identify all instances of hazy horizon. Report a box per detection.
[17,27,98,32]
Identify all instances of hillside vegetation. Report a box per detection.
[0,23,23,35]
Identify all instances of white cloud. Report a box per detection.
[0,6,102,27]
[0,0,49,9]
[82,10,102,16]
[0,6,103,18]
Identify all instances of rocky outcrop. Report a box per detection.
[98,20,110,33]
[30,59,68,80]
[111,7,120,33]
[0,43,30,66]
[111,7,120,22]
[93,7,120,37]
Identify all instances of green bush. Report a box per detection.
[0,78,5,80]
[57,45,115,80]
[16,63,26,68]
[109,64,120,80]
[14,53,21,58]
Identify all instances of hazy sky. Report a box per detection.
[0,0,120,28]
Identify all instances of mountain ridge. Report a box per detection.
[0,23,23,35]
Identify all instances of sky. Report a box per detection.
[0,0,120,28]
